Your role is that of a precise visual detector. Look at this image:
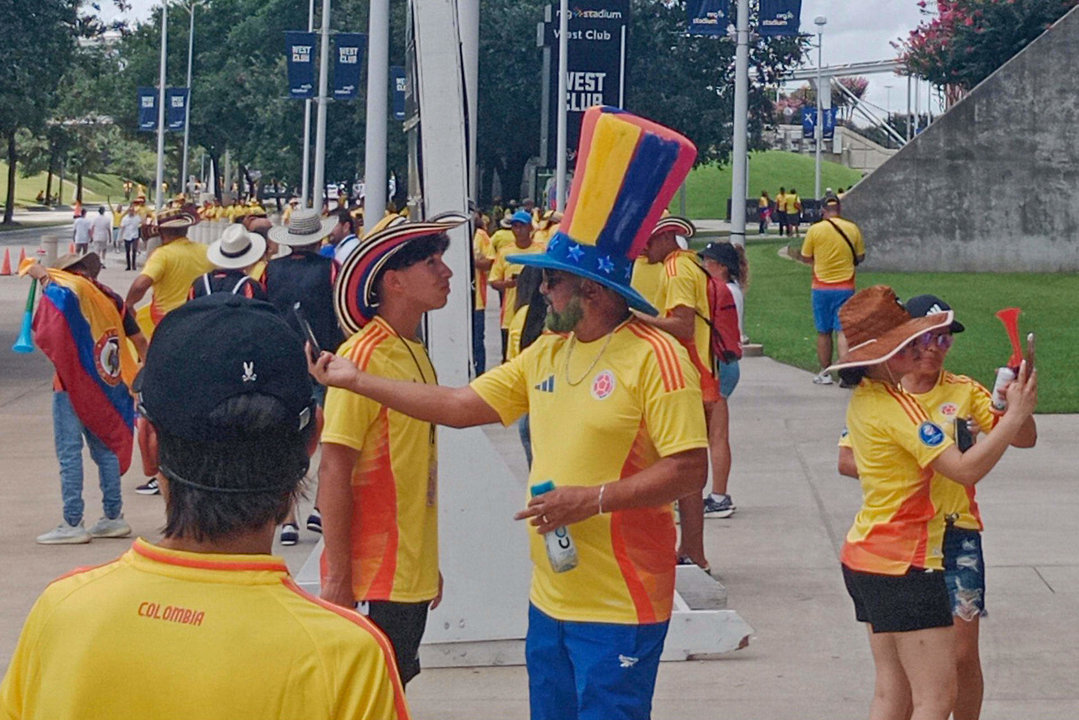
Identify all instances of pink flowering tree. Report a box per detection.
[899,0,1079,104]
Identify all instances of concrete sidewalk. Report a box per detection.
[1,266,1077,719]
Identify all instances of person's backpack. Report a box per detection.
[694,267,742,363]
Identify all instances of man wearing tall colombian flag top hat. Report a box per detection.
[309,106,709,720]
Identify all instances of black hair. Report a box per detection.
[838,367,868,387]
[514,266,544,314]
[383,232,450,273]
[335,208,355,232]
[157,394,314,543]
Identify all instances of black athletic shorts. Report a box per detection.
[841,564,953,634]
[365,600,430,684]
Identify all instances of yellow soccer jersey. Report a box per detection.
[800,217,864,289]
[472,319,708,625]
[907,372,998,531]
[490,228,515,254]
[0,539,410,720]
[505,305,528,361]
[490,240,546,328]
[140,238,213,324]
[660,249,712,377]
[841,379,954,574]
[473,227,495,311]
[321,317,440,603]
[784,193,801,214]
[630,256,665,311]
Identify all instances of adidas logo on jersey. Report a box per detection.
[534,376,555,393]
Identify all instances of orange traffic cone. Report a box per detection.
[0,248,11,276]
[18,247,26,265]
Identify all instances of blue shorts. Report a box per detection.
[943,525,987,621]
[812,288,855,334]
[525,604,669,720]
[718,360,740,399]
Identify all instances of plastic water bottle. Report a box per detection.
[530,481,578,573]
[991,367,1015,411]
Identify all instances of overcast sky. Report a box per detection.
[102,0,939,117]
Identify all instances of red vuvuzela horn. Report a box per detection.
[995,307,1022,369]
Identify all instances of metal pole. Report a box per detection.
[914,77,922,135]
[181,2,195,198]
[554,0,569,212]
[814,17,826,202]
[311,0,331,214]
[906,74,913,141]
[363,0,389,230]
[155,3,168,211]
[301,0,314,208]
[458,0,479,202]
[729,0,749,246]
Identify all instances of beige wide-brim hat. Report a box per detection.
[53,252,102,275]
[207,224,267,270]
[826,286,953,372]
[267,208,338,247]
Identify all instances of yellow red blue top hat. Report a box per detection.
[334,212,468,335]
[508,105,697,315]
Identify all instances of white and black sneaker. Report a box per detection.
[306,508,322,534]
[812,371,834,385]
[135,478,160,495]
[279,523,299,546]
[703,493,736,519]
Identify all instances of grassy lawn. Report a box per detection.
[673,150,865,220]
[743,239,1075,413]
[0,163,127,209]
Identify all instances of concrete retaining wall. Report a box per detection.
[843,6,1079,272]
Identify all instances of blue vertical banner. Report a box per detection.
[758,0,802,36]
[390,65,406,120]
[687,0,731,36]
[802,107,836,139]
[137,87,157,132]
[285,31,317,99]
[166,88,188,132]
[333,32,367,100]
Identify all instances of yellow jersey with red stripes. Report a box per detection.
[800,217,864,290]
[841,379,955,574]
[489,240,547,328]
[660,249,713,382]
[471,319,708,625]
[322,316,440,603]
[140,238,213,324]
[473,227,495,311]
[630,256,665,311]
[907,372,998,532]
[0,539,410,720]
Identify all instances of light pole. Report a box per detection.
[154,2,168,211]
[179,1,201,199]
[363,0,389,231]
[301,0,314,207]
[729,0,749,246]
[813,15,826,202]
[311,0,331,213]
[555,0,568,212]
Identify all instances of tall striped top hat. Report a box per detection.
[334,212,469,335]
[508,106,697,315]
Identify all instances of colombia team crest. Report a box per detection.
[94,330,122,386]
[591,370,616,400]
[939,402,959,418]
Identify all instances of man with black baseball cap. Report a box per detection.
[0,295,411,720]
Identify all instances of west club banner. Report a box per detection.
[285,31,317,99]
[391,66,406,120]
[687,0,730,36]
[802,107,836,139]
[333,33,367,100]
[137,87,157,132]
[166,88,188,132]
[759,0,802,36]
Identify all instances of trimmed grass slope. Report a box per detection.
[0,163,127,209]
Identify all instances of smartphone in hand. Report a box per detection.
[1024,332,1036,378]
[293,302,322,363]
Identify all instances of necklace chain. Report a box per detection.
[385,321,437,444]
[564,331,615,386]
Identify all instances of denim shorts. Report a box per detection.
[943,525,987,621]
[812,288,855,334]
[717,360,740,399]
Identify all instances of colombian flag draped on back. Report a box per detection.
[31,269,139,472]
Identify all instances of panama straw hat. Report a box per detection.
[826,286,953,372]
[53,252,102,276]
[334,212,468,335]
[207,224,266,270]
[509,106,697,315]
[153,205,198,230]
[268,208,337,247]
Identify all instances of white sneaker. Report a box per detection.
[36,521,92,545]
[813,371,834,385]
[88,515,132,538]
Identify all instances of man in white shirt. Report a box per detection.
[72,210,92,255]
[120,205,143,271]
[91,207,113,265]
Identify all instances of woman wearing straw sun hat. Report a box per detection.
[188,224,268,301]
[831,285,1037,720]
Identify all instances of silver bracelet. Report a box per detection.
[597,483,607,514]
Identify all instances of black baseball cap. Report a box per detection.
[135,294,314,441]
[698,241,740,269]
[904,294,965,333]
